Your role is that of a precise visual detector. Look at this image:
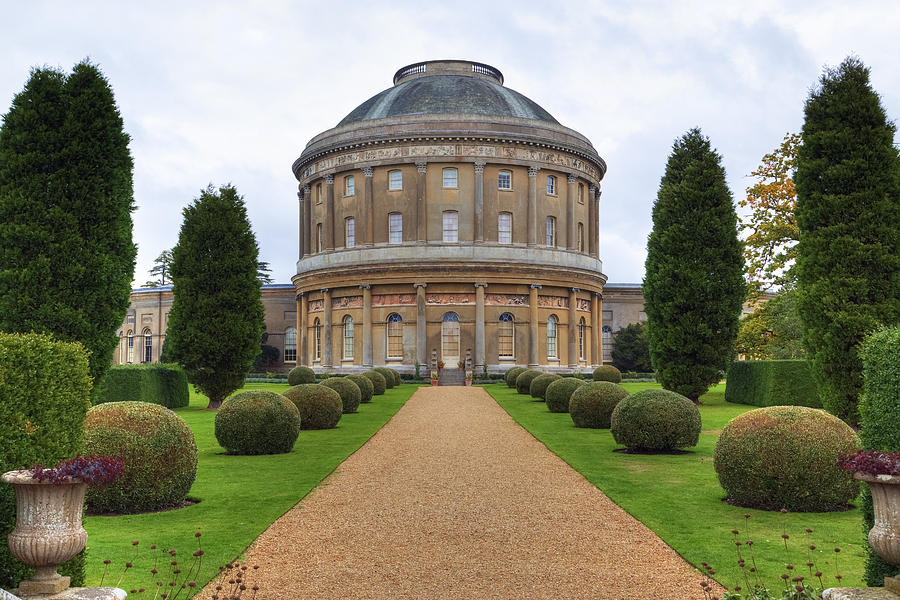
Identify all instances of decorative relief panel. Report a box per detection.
[485,294,528,306]
[333,295,363,309]
[308,299,324,313]
[577,299,591,312]
[426,293,475,305]
[373,294,416,307]
[538,296,569,309]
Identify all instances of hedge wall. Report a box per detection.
[94,363,189,408]
[0,333,91,588]
[724,360,820,408]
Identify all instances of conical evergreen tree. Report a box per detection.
[643,128,745,402]
[795,57,900,426]
[166,184,265,409]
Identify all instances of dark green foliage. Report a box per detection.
[363,370,387,395]
[795,57,900,425]
[282,384,343,429]
[611,389,701,450]
[592,365,622,383]
[0,62,136,387]
[94,364,189,409]
[859,326,900,583]
[529,373,561,400]
[252,345,280,371]
[643,129,745,402]
[83,401,198,513]
[545,378,584,413]
[611,322,652,372]
[569,381,629,428]
[0,333,91,588]
[515,370,541,394]
[346,374,374,403]
[373,367,397,388]
[321,377,361,414]
[144,249,173,287]
[713,406,860,511]
[389,368,401,384]
[214,391,300,455]
[505,367,527,388]
[724,360,820,408]
[288,366,316,386]
[166,184,265,409]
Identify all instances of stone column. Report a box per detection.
[590,184,600,258]
[474,161,486,243]
[566,174,576,250]
[324,175,335,251]
[416,161,427,243]
[298,186,305,260]
[322,288,333,368]
[298,292,307,366]
[303,184,311,255]
[568,288,579,368]
[361,284,373,367]
[363,167,374,246]
[474,283,487,370]
[529,284,541,367]
[414,283,427,369]
[592,292,601,367]
[527,167,539,246]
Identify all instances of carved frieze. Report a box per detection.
[538,295,569,308]
[373,294,416,306]
[308,299,324,313]
[577,299,591,312]
[484,294,528,306]
[333,295,363,309]
[426,293,475,305]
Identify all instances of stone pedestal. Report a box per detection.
[7,588,126,600]
[823,586,900,599]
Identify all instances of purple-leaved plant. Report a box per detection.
[30,455,123,485]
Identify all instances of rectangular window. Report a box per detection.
[389,213,402,244]
[498,213,512,244]
[343,319,354,360]
[316,183,323,204]
[345,217,355,248]
[284,328,297,362]
[546,176,556,195]
[498,317,514,358]
[387,320,403,358]
[442,168,458,189]
[388,170,402,191]
[345,175,355,196]
[144,333,152,363]
[316,223,323,252]
[127,334,134,363]
[314,320,322,361]
[577,223,584,252]
[545,216,556,246]
[578,183,585,204]
[442,211,458,242]
[498,170,512,190]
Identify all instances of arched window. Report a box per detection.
[546,175,556,195]
[143,328,152,363]
[127,330,134,363]
[545,216,557,246]
[388,212,402,244]
[442,211,458,242]
[388,170,402,191]
[547,315,558,358]
[578,317,586,360]
[442,167,458,189]
[316,223,323,252]
[441,312,460,363]
[314,318,322,361]
[577,222,584,252]
[498,170,512,190]
[498,313,514,359]
[345,217,356,248]
[344,175,355,196]
[387,313,403,359]
[498,212,512,244]
[342,316,354,360]
[284,327,297,362]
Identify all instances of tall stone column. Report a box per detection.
[589,184,600,258]
[363,167,374,246]
[324,175,335,251]
[416,161,427,243]
[361,284,373,367]
[322,288,333,368]
[568,288,579,368]
[592,292,601,367]
[414,283,427,369]
[303,184,311,255]
[474,283,487,370]
[298,186,305,260]
[527,167,539,246]
[298,292,307,366]
[566,174,576,250]
[474,161,486,243]
[529,284,541,367]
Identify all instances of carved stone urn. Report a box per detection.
[1,469,88,595]
[854,472,900,591]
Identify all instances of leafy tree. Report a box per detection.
[256,260,273,284]
[795,57,900,425]
[166,184,265,409]
[643,128,745,402]
[736,286,805,360]
[144,249,174,287]
[251,331,280,371]
[0,61,135,385]
[610,322,652,372]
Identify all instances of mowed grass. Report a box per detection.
[82,382,418,593]
[485,382,866,592]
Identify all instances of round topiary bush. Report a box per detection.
[610,389,701,451]
[215,391,300,455]
[321,377,362,414]
[363,370,387,395]
[373,367,396,388]
[83,401,198,513]
[545,378,585,413]
[714,406,860,511]
[346,374,374,403]
[530,373,562,400]
[283,384,343,429]
[516,370,542,395]
[569,381,629,428]
[592,365,622,383]
[505,367,527,388]
[389,368,401,384]
[288,365,316,386]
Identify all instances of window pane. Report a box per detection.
[443,168,458,188]
[343,317,354,360]
[387,314,402,358]
[389,213,402,244]
[547,176,555,195]
[314,319,322,360]
[498,313,514,358]
[498,171,511,190]
[547,316,558,358]
[577,223,584,252]
[546,217,556,246]
[578,318,585,360]
[443,211,458,242]
[498,213,512,244]
[346,218,355,248]
[389,170,402,190]
[143,330,152,363]
[285,327,297,362]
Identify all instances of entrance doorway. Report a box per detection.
[441,312,460,366]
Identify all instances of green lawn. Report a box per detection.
[83,382,418,593]
[484,382,867,593]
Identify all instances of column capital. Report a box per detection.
[595,185,602,198]
[474,282,488,288]
[298,291,305,298]
[589,183,596,194]
[571,287,581,293]
[362,166,374,177]
[359,283,371,290]
[415,161,428,173]
[530,284,542,290]
[324,174,334,185]
[297,190,304,201]
[528,166,540,177]
[595,291,603,299]
[413,282,427,289]
[567,174,577,184]
[320,288,330,294]
[473,161,486,174]
[303,184,311,194]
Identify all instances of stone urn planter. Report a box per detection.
[854,472,900,567]
[1,470,88,595]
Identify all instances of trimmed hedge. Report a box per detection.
[611,389,701,450]
[283,384,343,429]
[84,401,198,513]
[592,365,622,383]
[94,363,189,408]
[545,378,584,413]
[215,391,300,455]
[725,360,820,408]
[0,333,91,589]
[363,370,387,395]
[373,367,397,388]
[713,406,859,512]
[346,374,374,404]
[530,374,562,400]
[505,367,527,388]
[389,368,401,385]
[321,377,361,414]
[287,365,316,386]
[569,381,629,428]
[515,370,542,395]
[859,327,900,584]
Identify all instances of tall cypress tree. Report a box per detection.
[166,184,265,409]
[644,128,745,402]
[0,61,135,385]
[795,57,900,425]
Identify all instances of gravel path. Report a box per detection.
[203,386,720,599]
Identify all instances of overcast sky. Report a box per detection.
[2,1,898,286]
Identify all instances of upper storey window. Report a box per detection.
[442,211,459,242]
[316,223,323,252]
[345,217,356,248]
[498,170,512,190]
[344,175,355,196]
[577,223,584,252]
[546,175,556,195]
[545,216,557,247]
[442,168,458,189]
[389,212,402,244]
[316,183,323,204]
[578,183,585,204]
[388,170,402,191]
[498,212,512,244]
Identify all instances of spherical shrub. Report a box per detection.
[505,367,527,388]
[321,377,362,414]
[283,384,343,429]
[530,373,562,400]
[215,391,300,455]
[363,370,387,395]
[545,378,585,413]
[569,381,629,428]
[389,368,402,384]
[714,406,860,511]
[611,389,701,450]
[592,365,622,383]
[346,374,374,403]
[516,370,542,395]
[373,367,396,388]
[288,365,316,386]
[83,401,198,513]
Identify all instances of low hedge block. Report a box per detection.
[321,377,362,414]
[611,389,700,451]
[725,360,820,408]
[515,370,542,395]
[283,384,343,429]
[287,366,316,386]
[94,363,189,408]
[530,374,562,400]
[545,378,584,413]
[346,374,374,404]
[569,381,629,428]
[505,367,527,388]
[215,391,300,455]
